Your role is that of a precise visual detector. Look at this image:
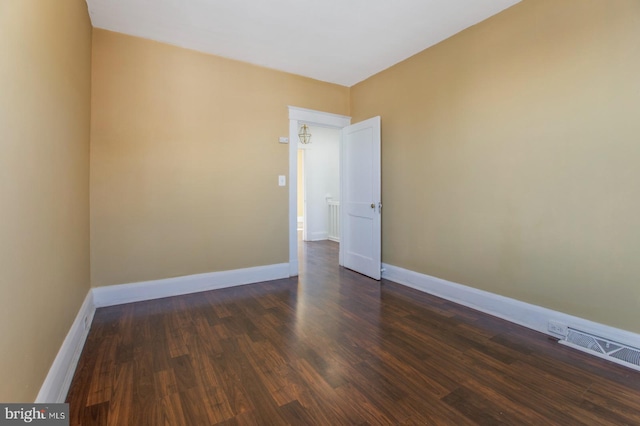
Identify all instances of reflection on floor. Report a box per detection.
[66,239,640,425]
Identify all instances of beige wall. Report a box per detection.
[351,0,640,333]
[90,30,349,287]
[0,0,91,401]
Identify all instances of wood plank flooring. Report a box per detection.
[67,240,640,425]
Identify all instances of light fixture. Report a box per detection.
[298,124,312,144]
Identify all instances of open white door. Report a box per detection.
[340,116,381,280]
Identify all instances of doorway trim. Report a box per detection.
[288,106,351,276]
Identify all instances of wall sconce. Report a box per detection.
[298,124,312,144]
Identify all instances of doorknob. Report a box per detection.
[371,203,375,209]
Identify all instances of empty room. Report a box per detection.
[1,0,640,424]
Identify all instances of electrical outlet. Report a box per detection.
[548,320,568,336]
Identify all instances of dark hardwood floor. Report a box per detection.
[67,239,640,425]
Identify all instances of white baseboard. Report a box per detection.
[39,261,639,401]
[382,263,640,349]
[93,263,290,308]
[36,290,95,403]
[307,231,329,242]
[37,262,291,401]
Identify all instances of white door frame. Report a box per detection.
[288,106,351,276]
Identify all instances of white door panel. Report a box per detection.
[340,116,381,280]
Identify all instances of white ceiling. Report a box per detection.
[86,0,521,87]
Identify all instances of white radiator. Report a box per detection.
[328,200,340,242]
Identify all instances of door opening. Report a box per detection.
[297,149,305,238]
[288,107,351,277]
[298,125,341,244]
[288,107,381,280]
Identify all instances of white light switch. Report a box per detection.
[278,175,286,186]
[279,137,289,143]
